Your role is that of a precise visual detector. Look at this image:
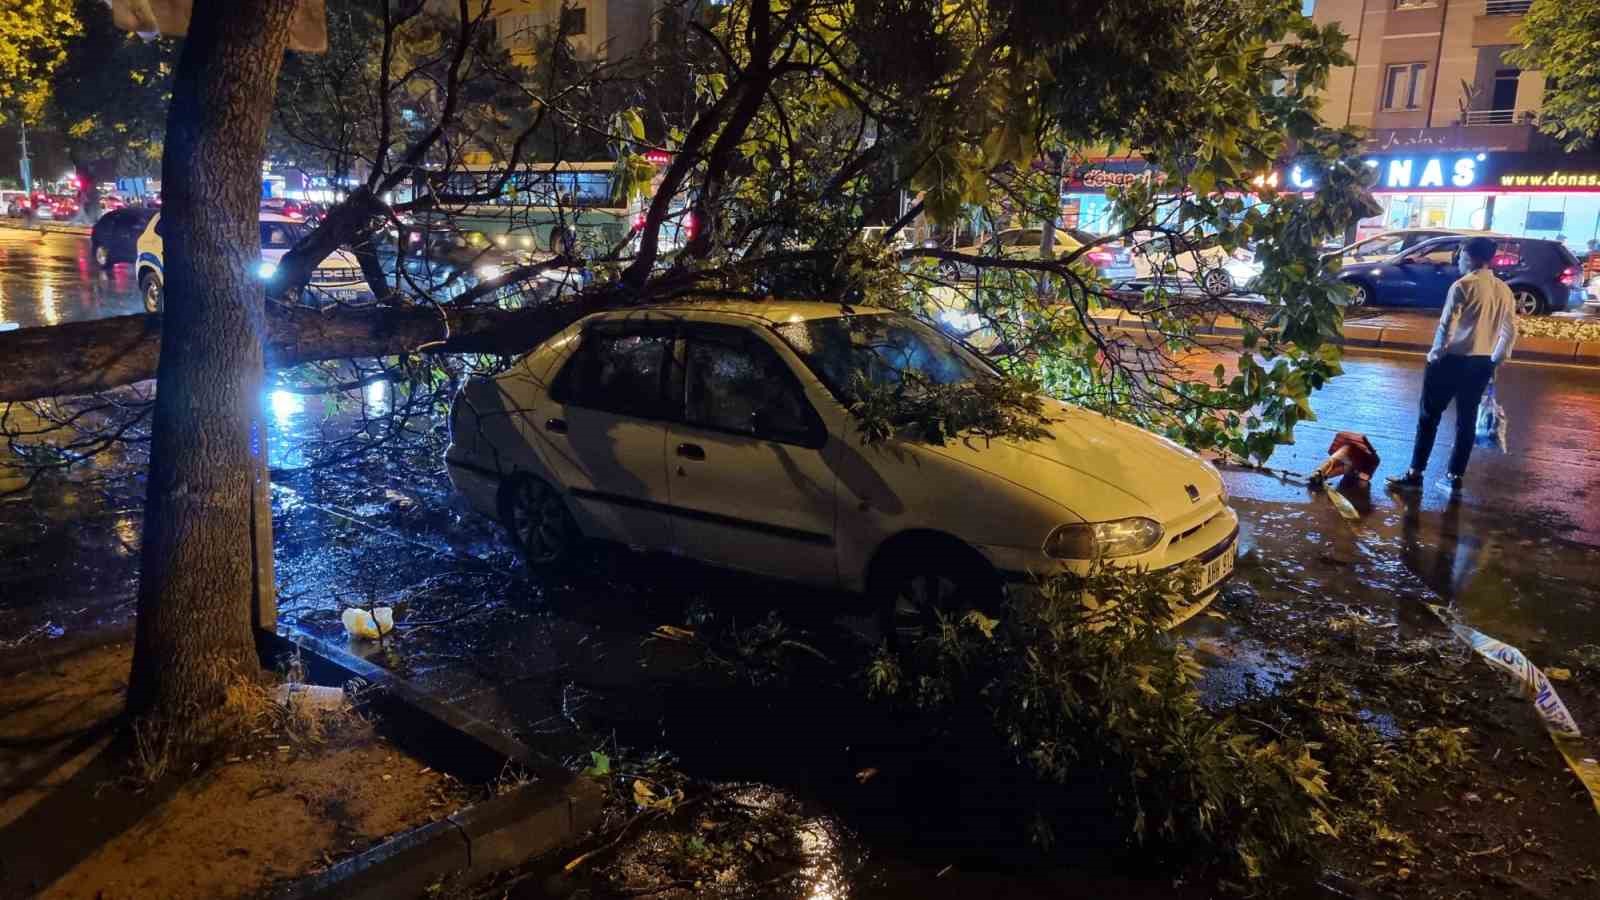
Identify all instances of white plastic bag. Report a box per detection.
[1475,380,1507,452]
[342,607,394,640]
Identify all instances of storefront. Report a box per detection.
[1060,158,1164,234]
[1283,151,1600,252]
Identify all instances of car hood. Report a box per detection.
[920,402,1223,524]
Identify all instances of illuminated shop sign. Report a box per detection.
[1278,153,1600,193]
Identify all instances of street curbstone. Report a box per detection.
[1513,335,1579,363]
[273,817,471,900]
[448,777,607,879]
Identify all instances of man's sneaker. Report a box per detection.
[1385,470,1424,491]
[1438,473,1464,493]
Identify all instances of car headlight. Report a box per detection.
[256,261,278,280]
[475,264,502,281]
[1043,517,1165,560]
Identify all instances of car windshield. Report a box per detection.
[772,313,997,401]
[260,221,308,250]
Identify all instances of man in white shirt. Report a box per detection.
[1387,236,1517,493]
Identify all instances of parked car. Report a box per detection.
[1128,231,1262,296]
[89,207,157,268]
[135,211,371,313]
[0,190,29,216]
[938,227,1139,286]
[1337,234,1582,315]
[445,302,1239,636]
[1330,229,1495,265]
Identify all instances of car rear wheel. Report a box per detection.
[871,537,1003,649]
[139,271,163,313]
[93,242,112,269]
[937,260,963,283]
[500,474,579,569]
[1513,287,1545,316]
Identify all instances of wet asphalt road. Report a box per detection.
[0,227,145,329]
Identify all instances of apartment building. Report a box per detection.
[1305,0,1600,249]
[487,0,666,68]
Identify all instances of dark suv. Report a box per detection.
[1337,235,1581,315]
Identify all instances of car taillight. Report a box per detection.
[684,211,700,242]
[1560,266,1577,287]
[1491,254,1519,268]
[1086,249,1113,266]
[631,212,646,231]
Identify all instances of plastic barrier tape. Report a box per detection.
[1432,607,1600,816]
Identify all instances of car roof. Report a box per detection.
[589,299,891,326]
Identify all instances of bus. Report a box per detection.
[433,161,633,255]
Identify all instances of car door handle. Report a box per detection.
[676,443,705,461]
[544,417,567,434]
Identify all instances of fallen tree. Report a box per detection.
[0,301,588,403]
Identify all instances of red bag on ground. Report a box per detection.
[1310,431,1380,485]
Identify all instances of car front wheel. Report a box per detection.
[93,242,112,269]
[500,474,579,569]
[871,539,1003,649]
[1346,280,1371,308]
[937,260,963,283]
[1513,287,1545,316]
[139,271,163,313]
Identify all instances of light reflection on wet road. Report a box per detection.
[0,228,145,329]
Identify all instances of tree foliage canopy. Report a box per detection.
[0,0,80,124]
[1506,0,1600,150]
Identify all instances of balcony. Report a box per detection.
[1461,108,1533,127]
[1483,1,1531,15]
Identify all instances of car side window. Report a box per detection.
[552,327,672,418]
[1412,241,1458,265]
[683,329,819,446]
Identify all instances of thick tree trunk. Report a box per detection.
[127,0,301,747]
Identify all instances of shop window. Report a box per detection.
[1525,210,1564,232]
[1382,63,1428,111]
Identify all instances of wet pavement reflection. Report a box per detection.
[0,229,146,329]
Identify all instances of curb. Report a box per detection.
[262,627,605,899]
[0,219,93,237]
[1092,313,1600,367]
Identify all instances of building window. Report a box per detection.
[1382,63,1428,111]
[1301,0,1315,14]
[1393,0,1434,9]
[1491,68,1520,111]
[561,6,587,36]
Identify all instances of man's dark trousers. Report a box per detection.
[1410,354,1496,476]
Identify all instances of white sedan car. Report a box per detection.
[1129,232,1262,296]
[445,302,1239,637]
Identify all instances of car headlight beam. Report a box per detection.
[1044,516,1165,560]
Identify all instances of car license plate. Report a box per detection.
[326,288,364,302]
[1201,540,1236,589]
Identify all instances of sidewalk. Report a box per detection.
[1092,306,1600,366]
